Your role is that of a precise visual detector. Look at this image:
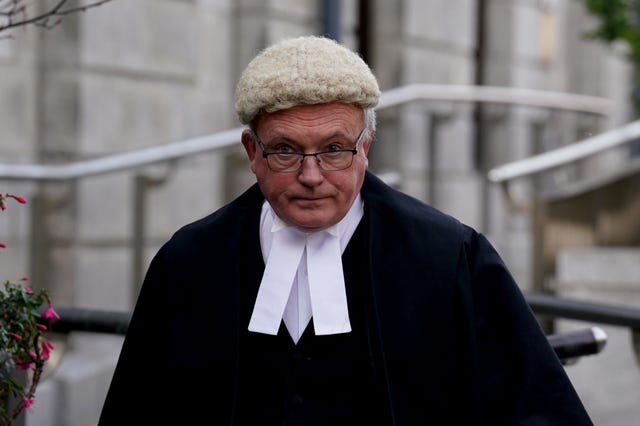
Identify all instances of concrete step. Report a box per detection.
[556,246,640,290]
[553,246,640,426]
[26,333,123,426]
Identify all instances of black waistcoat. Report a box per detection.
[234,217,391,426]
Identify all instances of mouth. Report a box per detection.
[291,196,329,204]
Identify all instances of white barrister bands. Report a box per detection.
[249,196,364,343]
[247,224,306,335]
[305,230,351,335]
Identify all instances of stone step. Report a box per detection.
[26,333,123,426]
[553,246,640,426]
[556,247,640,290]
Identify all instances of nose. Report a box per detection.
[297,155,324,187]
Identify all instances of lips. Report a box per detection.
[291,196,331,207]
[290,193,331,201]
[295,198,323,204]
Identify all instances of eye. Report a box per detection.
[273,144,294,154]
[326,144,343,152]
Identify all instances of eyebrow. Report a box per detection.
[263,131,354,147]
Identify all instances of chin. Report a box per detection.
[292,217,333,232]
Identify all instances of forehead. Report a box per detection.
[254,103,364,137]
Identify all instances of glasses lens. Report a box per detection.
[317,151,353,171]
[268,153,301,172]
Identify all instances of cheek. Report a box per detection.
[346,160,368,187]
[257,172,291,200]
[252,158,270,180]
[331,173,361,202]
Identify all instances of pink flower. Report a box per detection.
[36,323,47,331]
[22,396,34,412]
[0,200,5,210]
[14,351,37,370]
[16,360,34,370]
[0,242,6,248]
[41,304,60,321]
[9,333,22,342]
[6,194,27,204]
[21,276,30,281]
[41,340,55,361]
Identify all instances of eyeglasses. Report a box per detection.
[252,127,366,173]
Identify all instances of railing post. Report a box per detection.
[132,171,171,304]
[132,174,146,302]
[633,329,640,367]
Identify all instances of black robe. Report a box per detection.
[99,171,592,425]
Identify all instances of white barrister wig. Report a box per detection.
[234,36,381,125]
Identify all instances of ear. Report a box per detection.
[241,129,257,159]
[241,129,258,173]
[360,131,375,157]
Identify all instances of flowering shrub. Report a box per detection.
[0,194,58,425]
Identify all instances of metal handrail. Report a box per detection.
[43,294,638,336]
[43,292,630,362]
[526,292,640,329]
[0,84,613,182]
[40,307,131,335]
[546,327,607,363]
[488,119,640,184]
[377,84,613,115]
[0,128,244,182]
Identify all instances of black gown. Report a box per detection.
[99,171,592,425]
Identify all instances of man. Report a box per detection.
[99,36,592,425]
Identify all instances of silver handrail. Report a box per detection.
[488,119,640,183]
[0,128,244,181]
[378,84,613,115]
[0,84,613,182]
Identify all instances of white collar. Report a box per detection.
[248,195,364,343]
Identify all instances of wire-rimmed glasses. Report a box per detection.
[252,127,366,173]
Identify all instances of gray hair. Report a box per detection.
[362,107,377,142]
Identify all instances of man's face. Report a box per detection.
[241,103,372,233]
